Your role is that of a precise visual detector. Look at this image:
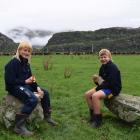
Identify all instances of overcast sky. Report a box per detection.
[1,0,140,32]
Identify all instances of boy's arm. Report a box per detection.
[5,60,25,85]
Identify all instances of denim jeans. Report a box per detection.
[8,85,51,115]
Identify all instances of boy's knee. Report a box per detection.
[85,90,94,98]
[92,91,105,100]
[92,93,99,100]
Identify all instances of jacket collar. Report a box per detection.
[19,55,28,65]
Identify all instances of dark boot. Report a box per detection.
[91,114,102,128]
[44,113,58,126]
[89,109,94,122]
[14,114,33,136]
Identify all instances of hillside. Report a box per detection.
[0,32,42,54]
[43,27,140,54]
[0,33,17,54]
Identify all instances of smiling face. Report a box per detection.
[99,54,111,64]
[19,47,31,59]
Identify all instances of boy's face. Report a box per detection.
[99,54,110,64]
[19,47,31,59]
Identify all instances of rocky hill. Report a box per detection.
[0,33,17,54]
[43,27,140,54]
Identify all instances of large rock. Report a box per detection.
[0,94,44,128]
[104,94,140,122]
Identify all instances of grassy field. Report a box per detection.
[0,55,140,140]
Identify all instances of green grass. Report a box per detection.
[0,55,140,140]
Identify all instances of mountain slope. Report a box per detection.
[0,33,17,53]
[43,27,140,53]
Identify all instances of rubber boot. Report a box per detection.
[44,113,58,126]
[89,109,94,122]
[91,114,102,128]
[14,113,33,136]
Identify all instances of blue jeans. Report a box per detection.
[8,85,51,115]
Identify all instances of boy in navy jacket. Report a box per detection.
[5,41,57,136]
[85,49,122,128]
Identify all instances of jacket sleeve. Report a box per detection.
[96,65,118,91]
[5,60,25,85]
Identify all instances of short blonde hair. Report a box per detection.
[14,41,32,61]
[99,49,112,59]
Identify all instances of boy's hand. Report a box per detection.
[37,87,44,98]
[25,77,33,84]
[25,76,36,84]
[92,74,104,85]
[34,88,44,101]
[30,75,36,82]
[92,74,98,82]
[92,74,99,85]
[34,92,42,101]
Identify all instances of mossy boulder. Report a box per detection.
[0,94,44,128]
[104,94,140,122]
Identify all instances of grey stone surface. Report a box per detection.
[104,94,140,122]
[0,94,44,128]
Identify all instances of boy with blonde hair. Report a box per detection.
[85,49,122,128]
[5,41,57,136]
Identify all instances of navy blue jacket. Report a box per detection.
[4,57,38,92]
[96,61,122,95]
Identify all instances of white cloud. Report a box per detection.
[0,0,140,32]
